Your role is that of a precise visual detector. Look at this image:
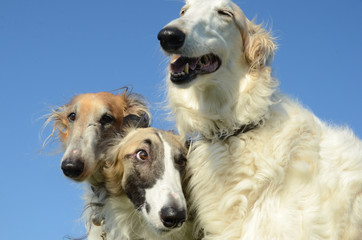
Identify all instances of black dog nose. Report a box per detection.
[160,207,186,228]
[61,158,84,178]
[158,27,185,52]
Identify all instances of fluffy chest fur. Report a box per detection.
[185,97,362,240]
[157,0,362,238]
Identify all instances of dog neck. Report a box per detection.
[168,68,276,141]
[212,120,263,141]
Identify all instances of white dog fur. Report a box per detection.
[158,0,362,239]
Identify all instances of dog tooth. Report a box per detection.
[171,55,180,64]
[184,63,189,74]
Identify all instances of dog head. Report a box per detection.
[104,128,188,234]
[46,90,150,183]
[158,0,276,86]
[157,0,277,140]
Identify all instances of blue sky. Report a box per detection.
[0,0,361,239]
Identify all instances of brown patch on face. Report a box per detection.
[70,92,127,132]
[103,128,188,210]
[104,128,163,197]
[49,90,149,147]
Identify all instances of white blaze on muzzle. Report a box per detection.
[141,133,187,232]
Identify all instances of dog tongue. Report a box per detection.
[170,56,199,73]
[200,61,219,73]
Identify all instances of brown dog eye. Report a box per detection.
[68,112,76,122]
[100,114,114,125]
[136,150,148,161]
[175,155,187,167]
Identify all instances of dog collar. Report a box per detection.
[206,120,262,141]
[92,218,107,240]
[222,122,260,140]
[90,186,107,240]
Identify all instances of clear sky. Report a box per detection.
[0,0,361,239]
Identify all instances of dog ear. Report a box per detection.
[103,140,125,196]
[123,92,151,128]
[123,113,150,128]
[244,19,276,70]
[44,104,69,146]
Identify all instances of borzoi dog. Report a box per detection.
[158,0,362,239]
[45,90,150,237]
[46,90,149,185]
[84,127,193,240]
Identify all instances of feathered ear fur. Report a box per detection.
[122,92,151,129]
[103,134,126,196]
[244,19,276,71]
[43,104,69,148]
[233,3,276,71]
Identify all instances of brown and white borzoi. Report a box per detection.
[158,0,362,239]
[84,127,193,240]
[45,90,150,238]
[46,90,149,184]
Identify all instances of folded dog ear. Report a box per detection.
[103,140,126,196]
[233,4,276,71]
[244,19,276,70]
[123,92,151,128]
[123,112,150,128]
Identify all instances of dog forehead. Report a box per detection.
[185,0,246,21]
[74,92,120,105]
[121,128,161,151]
[70,94,104,117]
[158,130,185,154]
[72,92,125,116]
[173,0,246,33]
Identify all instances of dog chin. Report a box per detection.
[153,225,183,236]
[68,170,90,182]
[145,217,184,236]
[169,73,197,88]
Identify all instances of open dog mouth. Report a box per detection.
[170,53,221,84]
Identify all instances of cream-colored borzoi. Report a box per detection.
[158,0,362,239]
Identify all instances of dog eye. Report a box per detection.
[175,156,187,167]
[100,114,114,125]
[67,112,76,122]
[136,150,148,161]
[180,7,187,16]
[217,9,233,18]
